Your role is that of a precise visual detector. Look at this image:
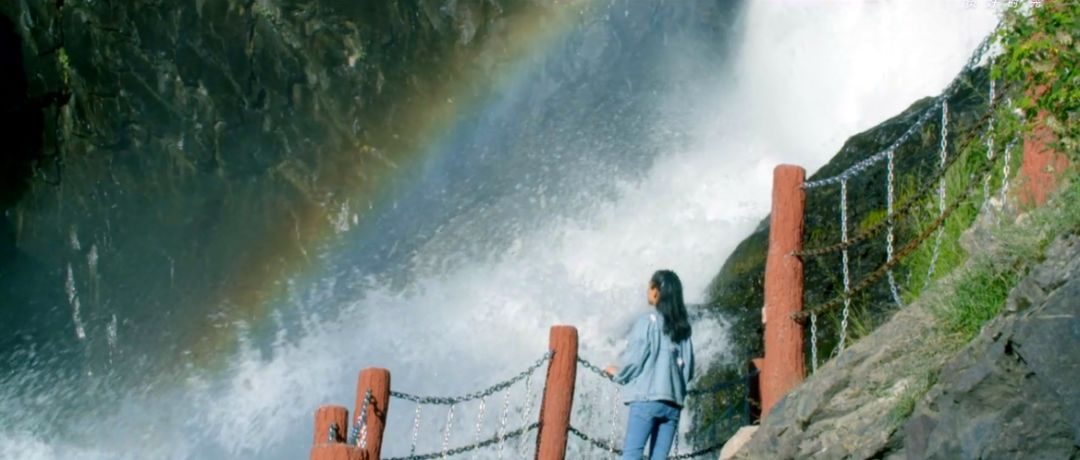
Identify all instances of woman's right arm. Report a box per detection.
[614,315,654,384]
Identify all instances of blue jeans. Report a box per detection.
[621,401,681,460]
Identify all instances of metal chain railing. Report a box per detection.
[1001,135,1017,208]
[385,352,551,459]
[390,351,552,405]
[795,106,996,259]
[801,24,996,191]
[577,356,616,382]
[885,148,906,308]
[348,389,373,447]
[838,178,851,352]
[328,423,340,444]
[983,55,997,211]
[924,101,950,289]
[384,422,540,460]
[471,397,486,459]
[793,145,1006,323]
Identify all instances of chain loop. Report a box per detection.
[496,383,512,459]
[391,352,551,406]
[441,404,455,457]
[885,149,905,308]
[1001,136,1016,208]
[839,179,851,351]
[348,389,373,448]
[472,397,486,459]
[409,404,423,456]
[328,423,340,444]
[926,101,950,288]
[794,145,1006,323]
[983,56,997,210]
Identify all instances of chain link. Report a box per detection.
[441,404,456,457]
[328,423,340,444]
[1001,136,1016,208]
[516,373,537,455]
[794,146,1005,323]
[496,385,511,459]
[472,397,486,459]
[885,149,905,308]
[802,20,998,191]
[839,179,851,351]
[577,357,616,382]
[795,108,994,258]
[409,404,423,456]
[926,102,950,288]
[391,352,552,405]
[385,422,539,460]
[348,389,373,448]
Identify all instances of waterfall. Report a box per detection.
[0,1,997,458]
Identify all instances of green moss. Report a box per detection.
[57,47,71,86]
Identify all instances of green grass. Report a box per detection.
[930,170,1079,345]
[938,260,1022,341]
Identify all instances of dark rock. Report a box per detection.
[905,236,1080,459]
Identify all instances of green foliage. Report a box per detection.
[937,259,1021,341]
[57,47,71,86]
[995,0,1080,158]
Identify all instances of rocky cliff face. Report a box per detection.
[0,0,739,374]
[735,213,1080,459]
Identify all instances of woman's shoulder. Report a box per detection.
[630,311,663,332]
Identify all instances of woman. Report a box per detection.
[605,269,695,460]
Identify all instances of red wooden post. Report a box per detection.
[356,368,391,459]
[761,165,806,419]
[535,325,578,460]
[313,405,349,445]
[310,405,367,460]
[1019,84,1069,209]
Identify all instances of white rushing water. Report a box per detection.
[0,1,998,459]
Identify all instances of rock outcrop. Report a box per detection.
[735,227,1080,459]
[903,234,1080,460]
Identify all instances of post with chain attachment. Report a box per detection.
[761,165,806,419]
[356,368,391,459]
[535,325,578,459]
[310,405,367,460]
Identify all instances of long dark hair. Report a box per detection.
[651,270,691,342]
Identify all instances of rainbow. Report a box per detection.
[185,0,602,366]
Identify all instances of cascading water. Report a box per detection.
[0,1,997,459]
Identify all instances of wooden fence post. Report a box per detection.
[310,405,367,460]
[356,368,391,460]
[761,164,806,419]
[1019,84,1070,209]
[535,325,578,460]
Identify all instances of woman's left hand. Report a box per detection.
[604,365,617,377]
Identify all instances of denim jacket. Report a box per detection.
[614,311,694,407]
